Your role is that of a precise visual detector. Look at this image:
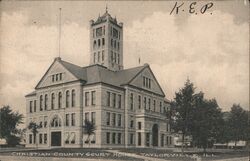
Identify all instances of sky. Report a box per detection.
[0,0,249,118]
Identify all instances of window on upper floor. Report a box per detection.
[130,116,134,128]
[85,92,89,106]
[91,112,96,125]
[71,113,76,126]
[107,92,111,107]
[66,90,70,108]
[102,50,104,62]
[112,93,116,108]
[112,113,116,126]
[138,122,141,130]
[138,95,141,109]
[143,76,151,89]
[144,97,147,110]
[85,112,89,122]
[29,101,33,113]
[153,100,156,112]
[34,100,36,112]
[66,114,69,126]
[130,93,134,110]
[102,38,105,46]
[51,93,55,110]
[118,94,121,109]
[91,91,96,106]
[148,98,151,111]
[106,112,110,126]
[44,94,48,110]
[39,95,43,111]
[118,114,121,127]
[58,92,62,109]
[71,89,75,107]
[52,73,63,82]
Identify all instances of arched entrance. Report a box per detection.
[152,124,158,146]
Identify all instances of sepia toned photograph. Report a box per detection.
[0,0,249,161]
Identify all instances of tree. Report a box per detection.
[28,121,40,148]
[0,105,23,146]
[227,104,248,149]
[83,119,96,146]
[191,98,223,153]
[171,79,196,152]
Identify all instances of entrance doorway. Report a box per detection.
[152,124,158,146]
[51,131,61,146]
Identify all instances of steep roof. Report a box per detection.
[33,58,165,97]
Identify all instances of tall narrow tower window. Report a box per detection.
[94,52,96,63]
[98,39,101,47]
[98,52,100,62]
[102,51,104,61]
[102,38,105,46]
[114,40,116,49]
[93,40,96,49]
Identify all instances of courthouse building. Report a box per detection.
[25,10,173,148]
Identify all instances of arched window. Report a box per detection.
[51,93,55,110]
[44,94,48,110]
[50,115,62,127]
[40,95,43,111]
[66,90,70,108]
[71,89,75,107]
[58,92,62,109]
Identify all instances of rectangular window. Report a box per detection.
[146,133,150,146]
[130,116,134,128]
[91,91,96,105]
[39,133,43,144]
[130,133,134,145]
[144,97,147,109]
[118,133,121,144]
[160,102,162,113]
[148,98,151,110]
[138,95,141,109]
[66,114,69,126]
[153,100,156,112]
[107,92,110,107]
[85,112,89,121]
[44,133,47,144]
[138,132,141,146]
[102,50,104,61]
[112,133,116,144]
[161,134,164,147]
[118,94,121,108]
[91,112,96,125]
[169,136,172,145]
[71,113,76,126]
[29,134,32,144]
[85,92,90,106]
[106,132,110,144]
[34,100,36,112]
[44,116,48,128]
[106,112,110,126]
[130,93,134,110]
[112,113,116,126]
[112,93,116,107]
[30,101,33,113]
[117,114,122,127]
[138,122,141,130]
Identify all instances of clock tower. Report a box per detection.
[89,9,123,71]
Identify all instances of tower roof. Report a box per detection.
[91,10,118,26]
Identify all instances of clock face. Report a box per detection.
[96,27,102,37]
[113,28,118,38]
